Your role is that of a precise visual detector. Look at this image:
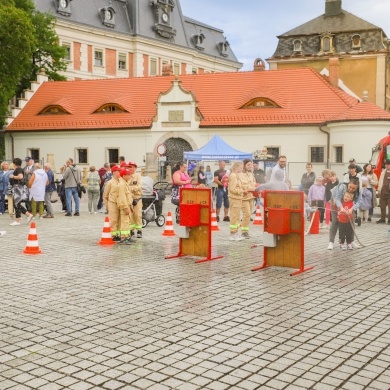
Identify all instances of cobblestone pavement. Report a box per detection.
[0,198,390,390]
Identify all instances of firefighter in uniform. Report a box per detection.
[117,168,134,244]
[124,162,143,238]
[103,165,121,241]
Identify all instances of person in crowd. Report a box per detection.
[300,163,316,194]
[28,163,49,218]
[86,166,101,214]
[171,161,181,176]
[270,155,287,182]
[141,170,154,196]
[228,161,245,241]
[97,163,109,211]
[23,156,35,211]
[348,158,363,174]
[308,176,326,228]
[172,161,192,205]
[359,180,372,223]
[125,162,143,238]
[204,165,214,188]
[197,166,206,185]
[338,192,355,250]
[57,165,68,213]
[361,163,378,222]
[0,161,12,216]
[376,159,390,224]
[256,170,289,191]
[253,161,266,185]
[103,165,121,241]
[7,163,15,218]
[304,193,317,220]
[343,163,361,184]
[42,163,56,218]
[214,160,230,222]
[117,168,133,244]
[324,171,339,227]
[62,158,81,216]
[327,177,361,250]
[343,163,362,223]
[119,156,126,165]
[239,159,256,239]
[8,158,33,226]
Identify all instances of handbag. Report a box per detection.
[70,168,85,198]
[171,185,180,206]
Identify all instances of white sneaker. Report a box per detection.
[9,221,20,226]
[26,214,33,223]
[347,244,353,250]
[351,241,359,249]
[327,242,334,250]
[340,242,347,250]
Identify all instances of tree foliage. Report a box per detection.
[0,0,67,125]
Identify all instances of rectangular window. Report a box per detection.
[62,42,71,61]
[107,148,119,164]
[192,67,198,74]
[77,148,88,164]
[29,149,40,162]
[94,50,103,67]
[118,53,127,70]
[310,146,325,163]
[173,63,180,76]
[334,146,343,163]
[150,58,157,76]
[265,147,280,160]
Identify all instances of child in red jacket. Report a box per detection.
[338,192,354,250]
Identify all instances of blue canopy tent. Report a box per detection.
[183,135,252,161]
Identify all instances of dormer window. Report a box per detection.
[57,0,72,17]
[241,98,280,109]
[94,104,127,114]
[351,34,361,50]
[39,105,69,115]
[99,6,116,28]
[293,39,303,53]
[319,33,335,54]
[217,40,229,57]
[192,33,205,51]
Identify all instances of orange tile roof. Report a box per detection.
[7,68,389,132]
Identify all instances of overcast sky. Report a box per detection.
[180,0,390,70]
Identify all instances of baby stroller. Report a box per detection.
[142,181,169,228]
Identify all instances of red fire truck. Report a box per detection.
[370,132,390,179]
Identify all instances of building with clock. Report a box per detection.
[267,0,390,111]
[34,0,242,80]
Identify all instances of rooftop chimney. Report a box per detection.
[253,58,266,71]
[362,91,368,102]
[328,57,339,87]
[325,0,342,17]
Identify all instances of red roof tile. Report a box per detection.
[7,68,388,132]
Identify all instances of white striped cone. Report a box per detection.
[211,209,220,231]
[253,206,263,225]
[23,222,42,255]
[98,217,115,245]
[162,211,176,236]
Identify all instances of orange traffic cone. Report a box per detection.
[23,222,42,255]
[309,210,320,234]
[98,217,116,245]
[211,209,220,231]
[253,206,263,225]
[162,211,176,236]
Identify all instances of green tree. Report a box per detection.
[0,0,67,124]
[0,2,36,122]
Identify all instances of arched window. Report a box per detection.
[351,34,361,50]
[241,98,280,109]
[319,33,334,54]
[293,39,303,53]
[94,104,127,113]
[39,105,69,115]
[323,37,330,52]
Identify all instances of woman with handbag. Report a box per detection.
[0,161,12,216]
